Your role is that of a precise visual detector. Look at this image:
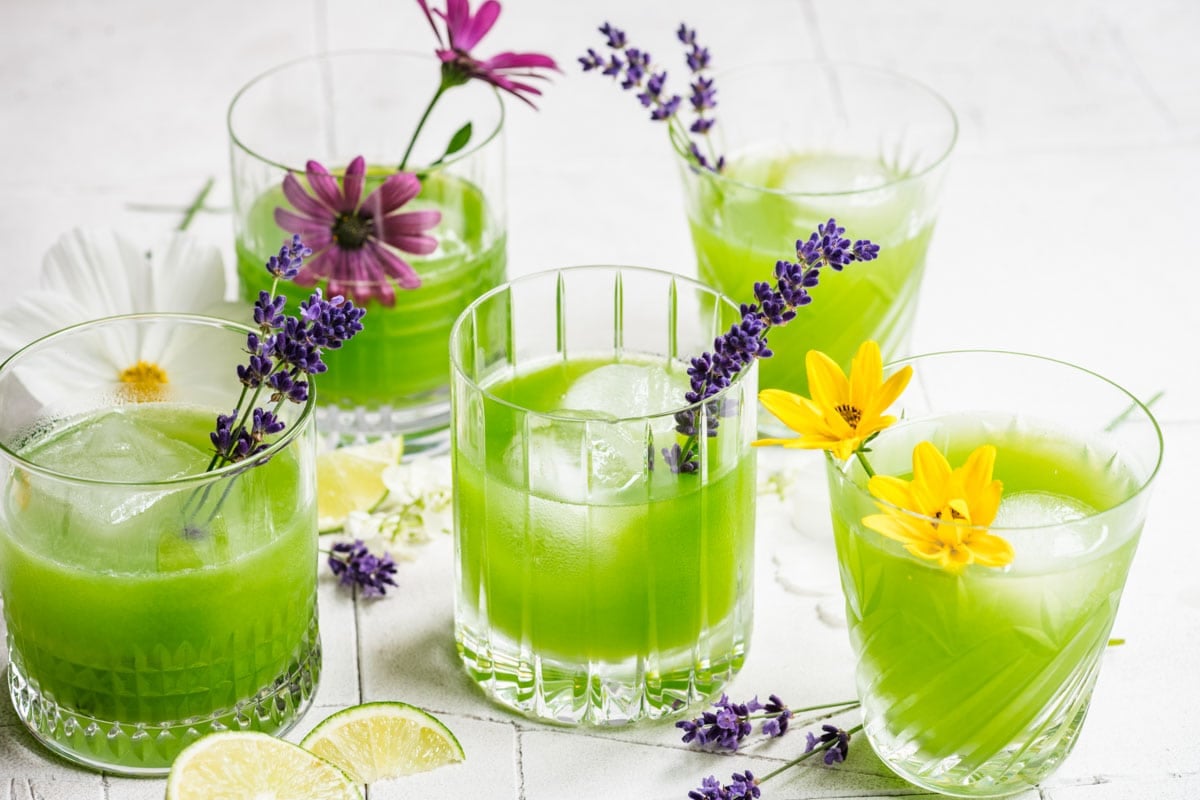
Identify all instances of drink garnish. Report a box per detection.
[580,22,722,172]
[666,220,879,474]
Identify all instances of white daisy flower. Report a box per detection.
[0,228,233,409]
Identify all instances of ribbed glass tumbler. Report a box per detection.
[450,266,758,724]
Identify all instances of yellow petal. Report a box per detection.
[805,349,849,411]
[974,480,1004,527]
[862,513,919,545]
[873,364,913,416]
[758,389,810,434]
[967,533,1015,567]
[867,475,913,510]
[959,445,997,494]
[911,441,952,514]
[848,341,883,411]
[830,437,865,461]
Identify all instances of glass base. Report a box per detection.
[6,622,322,776]
[864,663,1099,798]
[316,393,450,455]
[455,619,747,725]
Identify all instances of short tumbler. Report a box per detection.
[825,350,1162,797]
[451,267,758,724]
[0,314,319,774]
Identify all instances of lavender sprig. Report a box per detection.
[209,236,364,471]
[667,219,879,474]
[580,21,723,172]
[686,723,863,800]
[327,539,399,597]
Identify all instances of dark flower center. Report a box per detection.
[835,403,862,428]
[331,212,373,250]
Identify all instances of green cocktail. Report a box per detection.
[228,50,507,446]
[674,61,957,399]
[451,267,758,724]
[688,151,934,395]
[236,171,506,409]
[825,352,1162,797]
[0,316,319,775]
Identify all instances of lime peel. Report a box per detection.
[166,731,361,800]
[300,701,465,784]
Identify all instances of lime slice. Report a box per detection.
[317,437,403,533]
[166,731,361,800]
[300,701,465,784]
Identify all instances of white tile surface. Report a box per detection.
[0,0,1197,797]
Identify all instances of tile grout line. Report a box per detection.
[515,725,527,800]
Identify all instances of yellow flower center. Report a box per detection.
[118,360,168,402]
[834,403,862,429]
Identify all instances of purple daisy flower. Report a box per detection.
[274,155,441,307]
[417,0,559,107]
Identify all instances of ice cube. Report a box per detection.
[994,491,1103,564]
[992,491,1094,529]
[560,363,687,420]
[38,409,207,482]
[504,412,649,503]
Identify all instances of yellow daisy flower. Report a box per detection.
[862,441,1013,571]
[754,340,913,461]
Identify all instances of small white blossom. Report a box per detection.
[342,455,453,554]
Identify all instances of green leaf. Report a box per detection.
[443,122,473,159]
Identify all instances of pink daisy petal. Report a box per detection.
[299,249,338,281]
[282,173,335,220]
[368,243,423,289]
[340,156,367,213]
[454,0,500,52]
[305,160,346,211]
[415,0,445,45]
[274,208,334,240]
[364,172,423,215]
[380,208,441,237]
[441,0,470,45]
[481,51,558,71]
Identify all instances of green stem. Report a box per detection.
[177,177,214,231]
[854,449,876,478]
[788,699,860,716]
[399,82,448,171]
[758,723,865,784]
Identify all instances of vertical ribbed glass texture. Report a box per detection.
[450,267,758,724]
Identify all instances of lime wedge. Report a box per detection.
[300,701,465,784]
[317,437,403,533]
[166,731,361,800]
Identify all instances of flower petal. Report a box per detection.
[867,475,913,510]
[848,340,883,412]
[39,228,151,316]
[968,533,1015,567]
[304,160,346,212]
[282,172,335,219]
[275,208,335,241]
[365,172,423,215]
[149,232,228,315]
[872,364,913,417]
[805,349,849,413]
[367,243,422,289]
[454,0,500,52]
[911,441,952,513]
[479,51,559,71]
[340,156,367,213]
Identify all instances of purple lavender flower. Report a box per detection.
[265,234,312,280]
[581,21,722,172]
[210,239,364,472]
[805,724,852,765]
[328,539,399,597]
[675,693,756,751]
[760,694,792,738]
[688,771,761,800]
[665,219,879,473]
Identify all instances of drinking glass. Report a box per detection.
[229,50,506,450]
[825,350,1162,796]
[0,314,319,775]
[675,61,957,401]
[450,266,758,723]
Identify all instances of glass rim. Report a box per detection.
[825,347,1164,533]
[670,58,959,199]
[0,311,317,488]
[227,48,507,174]
[449,264,757,425]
